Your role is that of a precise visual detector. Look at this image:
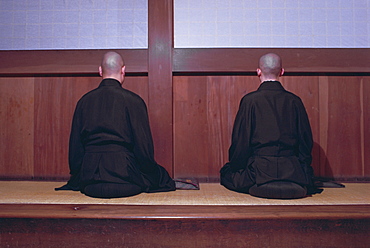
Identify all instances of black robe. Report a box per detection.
[63,78,175,193]
[220,81,315,193]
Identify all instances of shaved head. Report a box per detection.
[99,51,126,83]
[258,53,282,78]
[101,51,125,76]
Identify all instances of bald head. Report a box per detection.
[99,51,125,83]
[258,53,283,80]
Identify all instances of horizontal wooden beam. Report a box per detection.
[173,48,370,73]
[1,48,369,76]
[1,204,369,220]
[0,49,148,75]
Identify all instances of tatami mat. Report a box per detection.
[0,181,369,206]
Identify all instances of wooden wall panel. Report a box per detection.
[174,75,370,180]
[320,77,363,178]
[124,76,149,104]
[0,78,34,177]
[174,76,208,178]
[1,74,368,180]
[205,76,260,179]
[34,77,98,178]
[0,75,369,180]
[174,75,259,179]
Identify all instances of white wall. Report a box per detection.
[0,0,148,50]
[175,0,370,48]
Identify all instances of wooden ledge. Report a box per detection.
[1,204,369,220]
[2,203,370,247]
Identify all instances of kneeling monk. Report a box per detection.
[220,53,319,199]
[56,51,175,198]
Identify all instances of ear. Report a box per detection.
[280,68,285,77]
[99,66,103,77]
[121,65,126,76]
[256,68,262,76]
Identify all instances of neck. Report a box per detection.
[103,76,123,84]
[260,77,278,83]
[258,74,279,82]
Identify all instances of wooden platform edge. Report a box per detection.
[1,203,369,220]
[2,203,370,247]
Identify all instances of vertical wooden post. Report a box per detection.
[148,0,174,175]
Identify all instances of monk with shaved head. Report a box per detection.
[99,51,125,81]
[56,51,175,198]
[220,53,320,199]
[258,53,284,79]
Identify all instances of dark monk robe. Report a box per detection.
[56,51,175,198]
[220,81,318,199]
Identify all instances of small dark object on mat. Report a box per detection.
[174,178,200,190]
[55,184,74,191]
[314,178,345,188]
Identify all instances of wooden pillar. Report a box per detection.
[148,0,174,175]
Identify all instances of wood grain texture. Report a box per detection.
[148,0,174,175]
[174,75,259,178]
[173,48,370,73]
[1,203,370,247]
[0,75,151,179]
[34,77,98,177]
[1,48,369,75]
[123,76,149,104]
[173,76,209,177]
[318,76,330,177]
[321,76,363,177]
[1,75,369,180]
[1,204,369,219]
[364,77,370,177]
[1,217,369,248]
[173,75,370,180]
[0,49,148,75]
[173,75,323,179]
[0,78,34,177]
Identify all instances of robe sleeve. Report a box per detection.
[128,98,157,173]
[296,100,313,168]
[295,99,316,191]
[226,96,254,171]
[65,101,84,190]
[129,97,175,192]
